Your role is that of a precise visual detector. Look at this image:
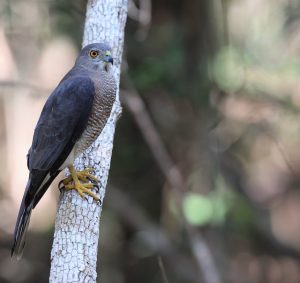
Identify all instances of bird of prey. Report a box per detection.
[11,42,116,259]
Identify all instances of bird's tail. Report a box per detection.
[11,182,33,260]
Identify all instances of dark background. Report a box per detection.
[1,0,300,282]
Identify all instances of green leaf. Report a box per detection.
[183,193,213,226]
[211,46,244,92]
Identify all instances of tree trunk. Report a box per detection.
[49,1,127,282]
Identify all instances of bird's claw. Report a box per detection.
[58,180,65,192]
[62,167,99,185]
[60,166,100,202]
[93,184,100,192]
[64,182,99,201]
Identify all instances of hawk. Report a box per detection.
[11,42,116,259]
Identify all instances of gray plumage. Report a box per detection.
[11,43,116,259]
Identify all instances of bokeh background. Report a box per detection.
[1,0,300,282]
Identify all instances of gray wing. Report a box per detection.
[27,75,95,171]
[11,74,96,258]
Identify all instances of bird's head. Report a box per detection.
[76,43,114,72]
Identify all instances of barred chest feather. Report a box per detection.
[74,71,116,156]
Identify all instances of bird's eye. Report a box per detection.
[89,50,99,58]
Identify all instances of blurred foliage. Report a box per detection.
[49,1,86,45]
[2,0,300,282]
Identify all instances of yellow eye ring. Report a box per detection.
[89,50,99,58]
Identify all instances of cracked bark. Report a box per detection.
[49,1,128,282]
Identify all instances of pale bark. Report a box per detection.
[49,1,127,282]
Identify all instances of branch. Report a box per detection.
[128,0,151,40]
[158,256,170,283]
[49,1,128,282]
[0,80,49,97]
[122,85,222,283]
[107,186,200,283]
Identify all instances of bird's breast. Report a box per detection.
[74,73,116,156]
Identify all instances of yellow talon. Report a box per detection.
[78,168,99,182]
[62,167,99,185]
[64,183,99,200]
[61,165,99,202]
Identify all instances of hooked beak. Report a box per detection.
[105,56,113,65]
[104,56,113,72]
[108,56,114,65]
[104,50,113,71]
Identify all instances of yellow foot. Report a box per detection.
[64,182,99,201]
[59,165,100,202]
[62,167,99,185]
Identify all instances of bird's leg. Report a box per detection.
[62,165,99,201]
